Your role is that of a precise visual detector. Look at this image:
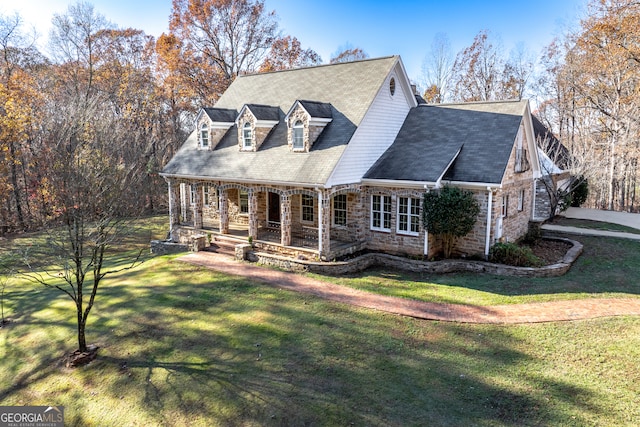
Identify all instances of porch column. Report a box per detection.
[280,194,291,246]
[248,189,258,239]
[320,192,331,259]
[180,183,187,225]
[166,178,180,239]
[219,189,229,234]
[192,183,203,229]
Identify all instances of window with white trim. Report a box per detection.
[371,194,391,231]
[189,185,196,205]
[517,189,525,211]
[239,190,249,214]
[333,194,347,226]
[293,120,304,150]
[200,123,209,148]
[398,197,420,235]
[501,195,509,217]
[203,185,217,207]
[242,123,252,149]
[301,194,314,223]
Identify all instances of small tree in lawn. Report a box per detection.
[422,186,480,258]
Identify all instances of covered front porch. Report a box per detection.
[165,179,364,260]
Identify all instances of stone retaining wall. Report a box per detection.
[247,237,583,278]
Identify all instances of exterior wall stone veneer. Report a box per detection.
[247,237,582,278]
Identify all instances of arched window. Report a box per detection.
[293,120,304,149]
[243,122,252,148]
[200,123,209,148]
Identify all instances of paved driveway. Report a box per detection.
[562,207,640,230]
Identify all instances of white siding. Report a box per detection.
[327,63,414,186]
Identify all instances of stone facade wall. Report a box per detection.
[362,187,431,257]
[455,190,490,257]
[247,237,582,278]
[498,137,535,243]
[535,177,554,220]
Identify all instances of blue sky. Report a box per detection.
[5,0,585,82]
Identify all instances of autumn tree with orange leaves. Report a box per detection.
[167,0,279,105]
[259,35,321,72]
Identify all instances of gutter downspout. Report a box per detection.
[485,187,493,259]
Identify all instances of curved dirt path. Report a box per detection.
[180,252,640,324]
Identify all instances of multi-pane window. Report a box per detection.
[371,194,391,231]
[239,190,249,214]
[200,123,209,148]
[517,189,525,211]
[398,197,420,234]
[203,185,217,207]
[333,194,347,226]
[293,120,304,149]
[243,123,252,148]
[502,195,509,217]
[189,185,196,205]
[301,194,314,222]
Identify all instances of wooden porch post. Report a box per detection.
[280,194,291,246]
[219,189,229,234]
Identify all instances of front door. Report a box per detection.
[268,192,281,226]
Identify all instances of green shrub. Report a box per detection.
[570,178,589,207]
[489,242,543,267]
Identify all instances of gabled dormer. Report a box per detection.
[196,107,237,150]
[284,100,333,152]
[235,104,280,151]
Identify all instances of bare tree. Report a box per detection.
[420,32,454,103]
[330,44,369,64]
[169,0,279,100]
[450,30,504,101]
[501,42,535,100]
[21,2,147,364]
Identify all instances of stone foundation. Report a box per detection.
[248,237,582,278]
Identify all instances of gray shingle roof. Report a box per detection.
[244,104,280,121]
[203,107,237,123]
[162,56,399,185]
[298,100,333,118]
[365,100,527,184]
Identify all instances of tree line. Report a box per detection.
[1,0,639,236]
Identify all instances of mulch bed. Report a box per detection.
[526,239,572,265]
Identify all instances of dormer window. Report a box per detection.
[243,122,252,149]
[293,120,304,150]
[200,123,209,148]
[235,104,279,151]
[196,107,236,150]
[285,100,333,153]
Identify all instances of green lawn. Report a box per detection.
[315,234,640,305]
[1,217,639,426]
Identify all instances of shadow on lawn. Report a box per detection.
[83,264,609,426]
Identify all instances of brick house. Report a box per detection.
[160,56,541,260]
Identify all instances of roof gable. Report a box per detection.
[365,100,528,185]
[162,56,400,185]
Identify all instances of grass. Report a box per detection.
[313,234,640,305]
[1,216,639,425]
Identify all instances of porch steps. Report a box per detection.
[204,236,241,257]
